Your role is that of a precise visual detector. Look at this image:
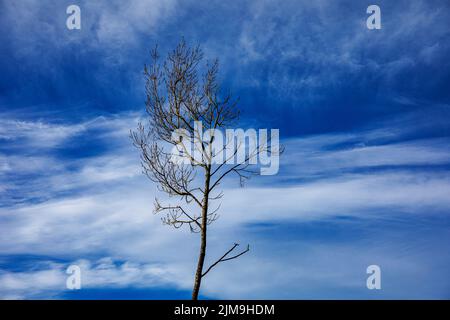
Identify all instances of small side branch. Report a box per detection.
[201,243,250,278]
[154,199,202,233]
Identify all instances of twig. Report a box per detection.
[201,243,250,277]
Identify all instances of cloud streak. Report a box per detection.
[1,111,450,298]
[1,0,450,299]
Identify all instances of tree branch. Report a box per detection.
[201,243,250,278]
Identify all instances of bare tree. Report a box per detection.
[131,40,278,300]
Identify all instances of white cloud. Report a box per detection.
[2,0,177,47]
[0,118,85,148]
[0,268,64,299]
[94,0,177,46]
[0,257,183,299]
[218,0,450,101]
[219,172,450,227]
[282,137,450,179]
[1,112,450,298]
[0,112,142,204]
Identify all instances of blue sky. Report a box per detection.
[0,0,450,299]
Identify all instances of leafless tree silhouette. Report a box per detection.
[131,40,278,299]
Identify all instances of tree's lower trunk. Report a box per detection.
[192,221,207,300]
[192,167,211,300]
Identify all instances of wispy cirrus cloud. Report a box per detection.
[1,0,450,300]
[1,110,450,298]
[0,257,183,299]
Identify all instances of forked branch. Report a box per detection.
[201,243,250,278]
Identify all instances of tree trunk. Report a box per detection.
[192,167,211,300]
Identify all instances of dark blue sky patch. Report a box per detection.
[60,287,207,300]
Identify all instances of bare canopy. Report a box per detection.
[131,40,279,299]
